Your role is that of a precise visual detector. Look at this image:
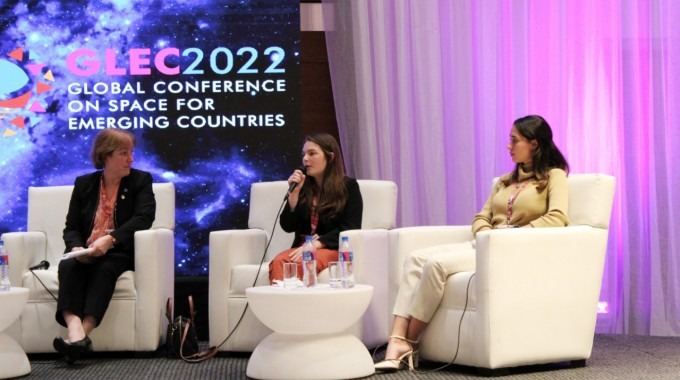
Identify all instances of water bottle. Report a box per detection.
[301,236,317,287]
[0,241,10,291]
[339,236,355,288]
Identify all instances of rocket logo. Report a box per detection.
[0,47,55,138]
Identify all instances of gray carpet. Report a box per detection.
[24,334,680,379]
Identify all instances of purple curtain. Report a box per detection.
[323,0,680,336]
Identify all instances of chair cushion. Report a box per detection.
[22,269,136,301]
[27,186,72,263]
[151,183,176,230]
[230,264,271,296]
[357,180,397,230]
[567,174,615,229]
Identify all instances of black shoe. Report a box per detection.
[53,336,93,365]
[78,336,93,353]
[53,336,68,355]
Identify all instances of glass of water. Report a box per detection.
[283,262,298,289]
[328,261,343,288]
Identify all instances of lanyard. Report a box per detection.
[506,180,530,225]
[310,196,318,234]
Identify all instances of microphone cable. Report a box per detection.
[29,264,58,302]
[414,272,475,373]
[208,194,289,354]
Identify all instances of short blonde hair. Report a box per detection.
[90,129,136,169]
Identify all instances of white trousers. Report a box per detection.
[392,241,476,323]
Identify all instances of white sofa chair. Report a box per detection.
[1,183,175,353]
[209,180,397,352]
[388,174,615,374]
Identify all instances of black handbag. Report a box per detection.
[166,296,199,359]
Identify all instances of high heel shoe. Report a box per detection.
[411,340,420,369]
[53,336,93,365]
[374,335,419,372]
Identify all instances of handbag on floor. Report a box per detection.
[165,295,219,362]
[166,295,200,359]
[165,295,219,363]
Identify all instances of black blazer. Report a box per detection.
[279,177,363,250]
[63,168,156,256]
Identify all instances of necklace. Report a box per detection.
[310,196,318,234]
[100,177,120,216]
[506,180,530,225]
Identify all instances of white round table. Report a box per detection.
[0,287,31,379]
[245,284,374,380]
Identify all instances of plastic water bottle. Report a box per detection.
[0,241,10,291]
[301,236,317,287]
[339,236,355,288]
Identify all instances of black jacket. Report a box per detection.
[279,177,363,250]
[63,168,156,256]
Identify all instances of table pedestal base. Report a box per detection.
[247,332,374,380]
[0,333,31,379]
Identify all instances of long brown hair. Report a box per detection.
[501,115,569,189]
[298,133,348,220]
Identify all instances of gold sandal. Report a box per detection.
[374,335,419,372]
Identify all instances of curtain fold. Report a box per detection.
[322,0,680,336]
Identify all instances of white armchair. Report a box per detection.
[1,183,175,353]
[209,180,397,351]
[388,174,615,373]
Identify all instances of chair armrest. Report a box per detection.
[474,226,608,357]
[209,229,269,345]
[388,225,473,278]
[2,231,48,286]
[133,228,175,349]
[341,229,389,287]
[209,229,269,295]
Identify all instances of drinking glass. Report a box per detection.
[328,261,342,288]
[283,263,298,289]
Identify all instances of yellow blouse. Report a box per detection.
[471,166,569,236]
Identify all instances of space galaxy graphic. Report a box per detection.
[0,0,301,275]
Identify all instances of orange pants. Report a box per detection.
[269,247,339,284]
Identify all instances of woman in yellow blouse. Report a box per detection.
[376,115,570,372]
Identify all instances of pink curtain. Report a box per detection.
[323,0,680,336]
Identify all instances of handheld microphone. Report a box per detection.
[29,260,50,271]
[285,167,307,199]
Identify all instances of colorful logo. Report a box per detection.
[0,47,55,138]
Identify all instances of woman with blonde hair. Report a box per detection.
[54,129,156,364]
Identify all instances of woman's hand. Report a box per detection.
[288,169,306,191]
[287,237,323,263]
[288,246,303,263]
[286,169,306,208]
[88,235,115,257]
[71,246,94,263]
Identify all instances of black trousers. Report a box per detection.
[55,251,134,328]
